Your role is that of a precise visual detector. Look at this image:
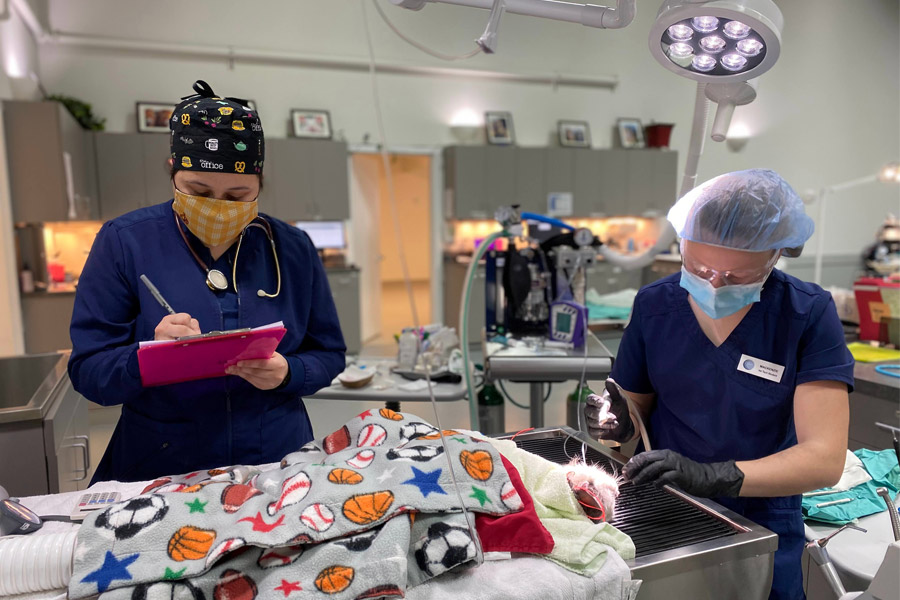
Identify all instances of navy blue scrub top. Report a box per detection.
[69,201,346,484]
[611,269,854,600]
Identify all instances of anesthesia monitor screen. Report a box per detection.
[556,312,572,333]
[295,221,346,249]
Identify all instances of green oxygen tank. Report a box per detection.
[567,383,594,433]
[477,382,505,436]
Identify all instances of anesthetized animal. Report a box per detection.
[563,458,622,522]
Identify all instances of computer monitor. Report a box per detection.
[294,221,346,250]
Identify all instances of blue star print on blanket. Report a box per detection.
[80,551,139,592]
[69,410,523,600]
[403,467,448,498]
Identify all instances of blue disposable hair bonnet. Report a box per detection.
[667,169,814,257]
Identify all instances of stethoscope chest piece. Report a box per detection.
[206,269,229,292]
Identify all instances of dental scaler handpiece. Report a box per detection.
[875,487,900,542]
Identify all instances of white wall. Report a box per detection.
[0,1,41,356]
[349,154,383,344]
[38,1,900,259]
[28,0,900,261]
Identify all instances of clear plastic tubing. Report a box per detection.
[0,531,77,595]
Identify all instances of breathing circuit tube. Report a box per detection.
[0,530,77,595]
[459,230,509,430]
[519,212,575,231]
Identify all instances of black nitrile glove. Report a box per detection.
[623,449,745,498]
[584,378,635,443]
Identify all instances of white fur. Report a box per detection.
[563,458,623,522]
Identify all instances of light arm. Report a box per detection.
[389,0,635,29]
[736,380,849,497]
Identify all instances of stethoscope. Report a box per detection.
[175,212,282,298]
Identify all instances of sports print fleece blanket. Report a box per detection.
[68,409,523,600]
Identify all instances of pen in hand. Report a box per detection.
[140,274,176,315]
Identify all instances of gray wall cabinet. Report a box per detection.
[262,138,349,222]
[95,132,172,219]
[444,145,678,219]
[95,135,349,222]
[95,133,148,219]
[3,101,99,222]
[444,146,488,219]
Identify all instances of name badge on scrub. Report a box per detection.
[737,354,785,383]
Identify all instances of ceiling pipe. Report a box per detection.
[44,31,617,90]
[390,0,636,29]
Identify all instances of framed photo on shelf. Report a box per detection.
[617,118,645,149]
[136,102,176,133]
[291,109,332,139]
[558,120,591,148]
[485,111,515,145]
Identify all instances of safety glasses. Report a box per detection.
[681,248,779,286]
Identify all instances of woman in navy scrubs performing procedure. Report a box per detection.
[69,81,346,484]
[585,169,855,599]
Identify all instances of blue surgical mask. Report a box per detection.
[679,267,767,319]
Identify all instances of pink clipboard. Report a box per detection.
[137,325,286,387]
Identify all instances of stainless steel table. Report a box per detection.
[483,332,614,428]
[309,358,467,410]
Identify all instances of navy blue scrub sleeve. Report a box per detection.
[68,222,143,406]
[610,297,655,394]
[795,294,855,391]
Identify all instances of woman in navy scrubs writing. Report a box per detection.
[69,81,346,483]
[586,169,854,599]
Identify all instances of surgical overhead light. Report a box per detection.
[649,0,782,82]
[649,0,784,143]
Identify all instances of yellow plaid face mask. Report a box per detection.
[172,189,258,247]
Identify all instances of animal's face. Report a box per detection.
[564,458,623,522]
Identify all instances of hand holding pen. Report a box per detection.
[140,274,201,341]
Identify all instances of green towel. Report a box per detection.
[587,304,632,321]
[802,449,900,525]
[486,438,635,575]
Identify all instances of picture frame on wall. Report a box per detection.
[291,109,332,139]
[558,120,591,148]
[485,111,515,145]
[617,118,645,149]
[136,102,176,133]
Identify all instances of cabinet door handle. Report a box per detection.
[62,440,89,482]
[74,434,91,471]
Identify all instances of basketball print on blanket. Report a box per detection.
[94,494,169,540]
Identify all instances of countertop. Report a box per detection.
[445,252,678,266]
[854,360,900,401]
